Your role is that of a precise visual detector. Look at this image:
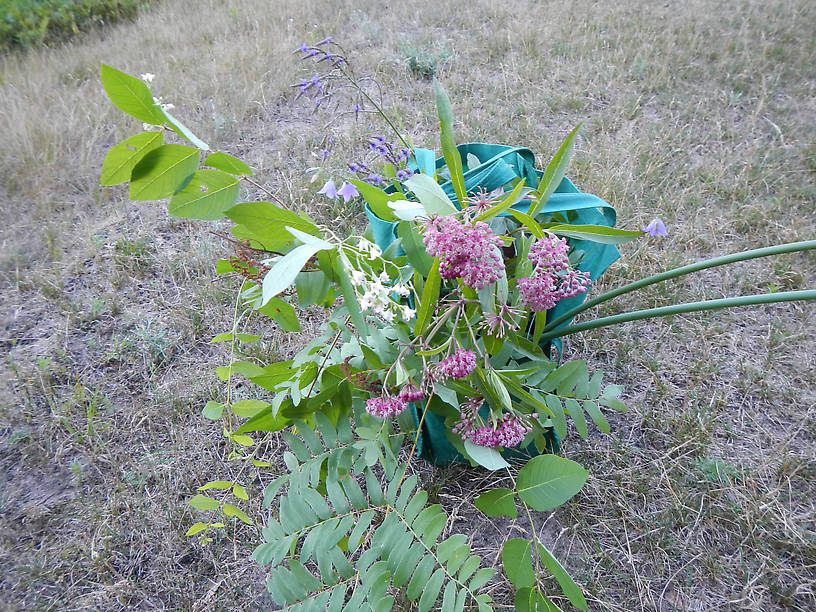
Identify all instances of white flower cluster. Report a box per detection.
[351,269,414,324]
[357,238,382,260]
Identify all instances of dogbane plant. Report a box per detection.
[99,54,815,610]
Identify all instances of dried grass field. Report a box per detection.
[0,0,814,609]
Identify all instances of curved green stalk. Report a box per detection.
[543,240,816,332]
[538,290,816,342]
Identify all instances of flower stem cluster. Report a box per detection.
[436,348,477,380]
[347,246,414,324]
[347,135,415,186]
[421,216,505,289]
[365,395,407,418]
[518,233,591,312]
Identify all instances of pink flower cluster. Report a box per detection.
[452,405,535,448]
[518,233,591,312]
[398,383,424,403]
[365,395,406,418]
[437,349,477,380]
[421,216,505,289]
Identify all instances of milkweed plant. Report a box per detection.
[99,38,815,611]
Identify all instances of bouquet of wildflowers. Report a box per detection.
[98,42,815,610]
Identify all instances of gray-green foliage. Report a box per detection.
[254,413,495,611]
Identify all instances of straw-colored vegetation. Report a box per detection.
[0,0,813,609]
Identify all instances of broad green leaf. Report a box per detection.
[433,79,466,205]
[389,199,427,221]
[474,487,517,518]
[547,224,642,244]
[516,454,589,511]
[202,401,223,420]
[129,144,200,201]
[231,399,269,418]
[223,503,252,524]
[502,538,535,588]
[404,173,458,216]
[233,485,249,501]
[101,131,163,185]
[231,433,254,446]
[415,258,440,335]
[185,522,209,536]
[100,64,164,124]
[537,543,588,610]
[168,169,239,219]
[204,151,253,175]
[397,221,433,276]
[463,440,510,470]
[543,394,567,440]
[418,567,446,612]
[257,297,300,332]
[296,270,331,308]
[564,398,588,439]
[529,123,581,217]
[583,400,611,433]
[188,494,219,511]
[227,202,321,252]
[161,107,210,150]
[350,179,401,222]
[261,244,321,305]
[286,225,333,250]
[198,480,232,491]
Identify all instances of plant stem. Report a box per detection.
[539,290,816,342]
[543,240,816,333]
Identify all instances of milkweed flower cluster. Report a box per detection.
[421,216,505,289]
[436,348,477,380]
[518,233,591,312]
[451,399,536,448]
[365,395,407,418]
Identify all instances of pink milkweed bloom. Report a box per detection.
[643,218,668,237]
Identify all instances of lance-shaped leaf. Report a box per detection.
[404,173,458,216]
[161,107,210,151]
[529,123,581,217]
[537,542,588,610]
[101,131,163,186]
[204,151,253,175]
[100,64,164,124]
[516,454,588,512]
[262,244,322,305]
[285,226,332,250]
[129,144,200,201]
[168,169,240,219]
[414,258,440,335]
[433,79,466,205]
[547,224,642,245]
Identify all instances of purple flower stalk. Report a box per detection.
[421,217,505,289]
[643,218,668,237]
[365,395,407,418]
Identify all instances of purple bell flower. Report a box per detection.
[337,181,360,203]
[643,218,668,237]
[317,179,338,199]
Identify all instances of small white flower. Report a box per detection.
[378,271,390,283]
[401,306,416,321]
[381,310,395,323]
[142,123,160,131]
[393,284,411,298]
[368,244,383,260]
[350,269,366,286]
[358,238,372,251]
[161,103,175,111]
[140,72,155,83]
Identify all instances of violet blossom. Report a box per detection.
[643,218,668,237]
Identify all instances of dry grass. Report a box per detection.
[0,0,814,609]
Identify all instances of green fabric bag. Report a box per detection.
[364,143,620,464]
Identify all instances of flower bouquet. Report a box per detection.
[98,45,815,610]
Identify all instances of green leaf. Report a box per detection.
[261,244,322,305]
[507,208,545,239]
[204,151,253,175]
[227,201,321,252]
[287,225,333,250]
[463,440,510,471]
[167,169,240,219]
[100,64,164,124]
[198,480,232,491]
[161,107,210,150]
[233,485,249,501]
[547,224,643,245]
[583,400,610,433]
[231,399,269,418]
[415,258,441,335]
[223,503,253,524]
[351,179,401,222]
[529,123,581,217]
[543,394,567,440]
[502,538,535,588]
[537,543,588,610]
[397,221,433,276]
[202,401,223,420]
[474,487,517,518]
[516,454,589,512]
[404,173,458,216]
[188,494,219,511]
[257,297,301,331]
[231,433,254,446]
[418,567,446,612]
[101,131,164,186]
[129,144,200,201]
[433,79,466,206]
[564,398,588,439]
[185,522,209,536]
[474,178,528,222]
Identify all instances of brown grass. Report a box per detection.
[0,0,814,609]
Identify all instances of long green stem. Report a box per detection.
[539,290,816,341]
[543,240,816,332]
